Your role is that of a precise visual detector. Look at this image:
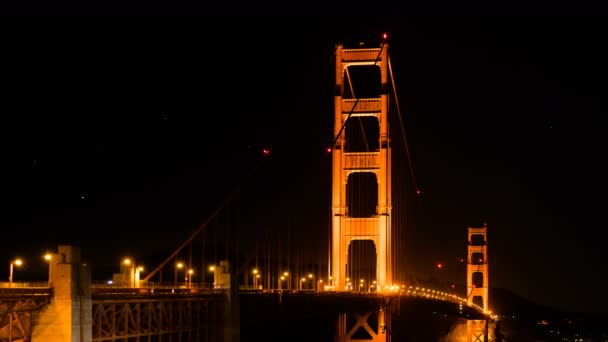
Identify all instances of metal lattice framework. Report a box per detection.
[91,294,225,342]
[0,289,52,342]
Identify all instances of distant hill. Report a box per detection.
[490,287,608,340]
[490,287,562,320]
[491,287,608,321]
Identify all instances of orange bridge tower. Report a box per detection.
[331,42,392,292]
[467,226,489,342]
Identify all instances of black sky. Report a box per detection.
[2,14,607,315]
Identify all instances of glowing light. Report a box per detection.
[416,189,421,195]
[382,32,388,40]
[43,253,52,261]
[436,263,443,269]
[326,147,332,153]
[123,258,132,265]
[262,149,270,155]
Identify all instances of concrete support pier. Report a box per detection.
[31,245,92,342]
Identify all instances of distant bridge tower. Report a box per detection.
[331,42,392,292]
[467,226,489,342]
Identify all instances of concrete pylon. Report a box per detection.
[331,42,393,292]
[31,245,92,342]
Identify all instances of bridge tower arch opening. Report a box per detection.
[331,42,392,292]
[346,239,377,290]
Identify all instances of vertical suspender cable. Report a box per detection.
[389,55,420,285]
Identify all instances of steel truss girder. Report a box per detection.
[467,319,487,342]
[0,296,51,342]
[337,309,389,342]
[92,297,222,342]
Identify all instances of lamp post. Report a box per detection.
[122,258,134,287]
[187,269,194,288]
[252,268,259,289]
[43,253,52,286]
[175,262,184,287]
[9,258,23,288]
[283,271,290,290]
[208,265,216,288]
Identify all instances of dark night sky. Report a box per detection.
[2,13,607,315]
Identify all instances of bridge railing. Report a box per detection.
[91,281,216,289]
[0,281,50,288]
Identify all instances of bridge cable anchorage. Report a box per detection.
[142,150,271,283]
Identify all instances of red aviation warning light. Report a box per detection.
[326,146,332,154]
[382,32,389,41]
[415,189,422,196]
[262,148,270,156]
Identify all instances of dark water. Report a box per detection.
[238,293,465,342]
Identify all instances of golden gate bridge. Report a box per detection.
[0,36,495,342]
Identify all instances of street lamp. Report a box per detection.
[208,265,216,288]
[187,269,194,288]
[9,258,23,288]
[283,271,290,290]
[175,262,184,287]
[252,268,259,289]
[43,253,52,286]
[123,258,134,287]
